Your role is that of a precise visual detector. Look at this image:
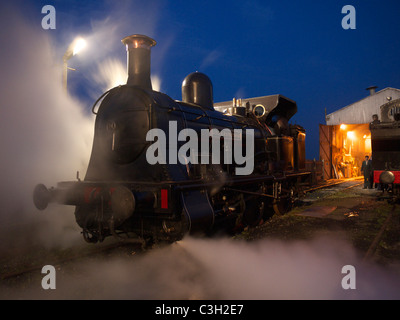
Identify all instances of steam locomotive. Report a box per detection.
[33,34,310,245]
[370,98,400,200]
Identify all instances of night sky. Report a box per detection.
[6,0,400,159]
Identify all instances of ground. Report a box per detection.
[236,181,400,266]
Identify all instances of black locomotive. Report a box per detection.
[370,98,400,199]
[33,34,310,245]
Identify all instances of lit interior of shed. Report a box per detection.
[330,123,371,178]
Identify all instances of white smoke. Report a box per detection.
[178,237,400,299]
[93,58,127,90]
[93,57,162,92]
[75,0,166,96]
[199,48,224,70]
[0,5,94,250]
[2,236,399,299]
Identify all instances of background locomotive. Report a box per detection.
[370,98,400,200]
[33,34,310,245]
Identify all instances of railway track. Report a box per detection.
[302,177,398,262]
[0,240,143,282]
[363,203,397,261]
[303,177,364,193]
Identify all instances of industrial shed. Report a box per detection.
[320,87,400,179]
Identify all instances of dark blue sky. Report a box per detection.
[13,0,400,158]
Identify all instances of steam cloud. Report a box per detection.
[76,0,165,95]
[2,236,399,299]
[0,5,94,250]
[93,57,162,92]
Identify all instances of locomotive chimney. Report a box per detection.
[121,34,156,89]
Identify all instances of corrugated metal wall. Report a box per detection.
[326,88,400,125]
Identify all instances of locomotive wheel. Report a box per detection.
[82,229,99,243]
[272,198,293,216]
[162,216,188,242]
[243,197,264,227]
[273,184,296,215]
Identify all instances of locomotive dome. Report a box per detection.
[182,72,214,110]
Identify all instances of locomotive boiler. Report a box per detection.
[33,34,310,245]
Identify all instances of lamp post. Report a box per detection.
[62,37,86,92]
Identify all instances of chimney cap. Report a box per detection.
[121,34,156,50]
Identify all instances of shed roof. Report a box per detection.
[325,87,400,125]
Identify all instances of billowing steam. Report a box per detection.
[93,58,162,92]
[2,236,399,299]
[179,237,400,299]
[0,6,94,250]
[93,58,128,91]
[74,1,165,96]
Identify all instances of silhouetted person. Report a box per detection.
[370,114,380,129]
[361,156,372,189]
[372,114,380,124]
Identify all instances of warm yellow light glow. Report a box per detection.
[365,138,371,152]
[340,124,346,130]
[347,131,356,140]
[73,38,87,56]
[363,134,367,139]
